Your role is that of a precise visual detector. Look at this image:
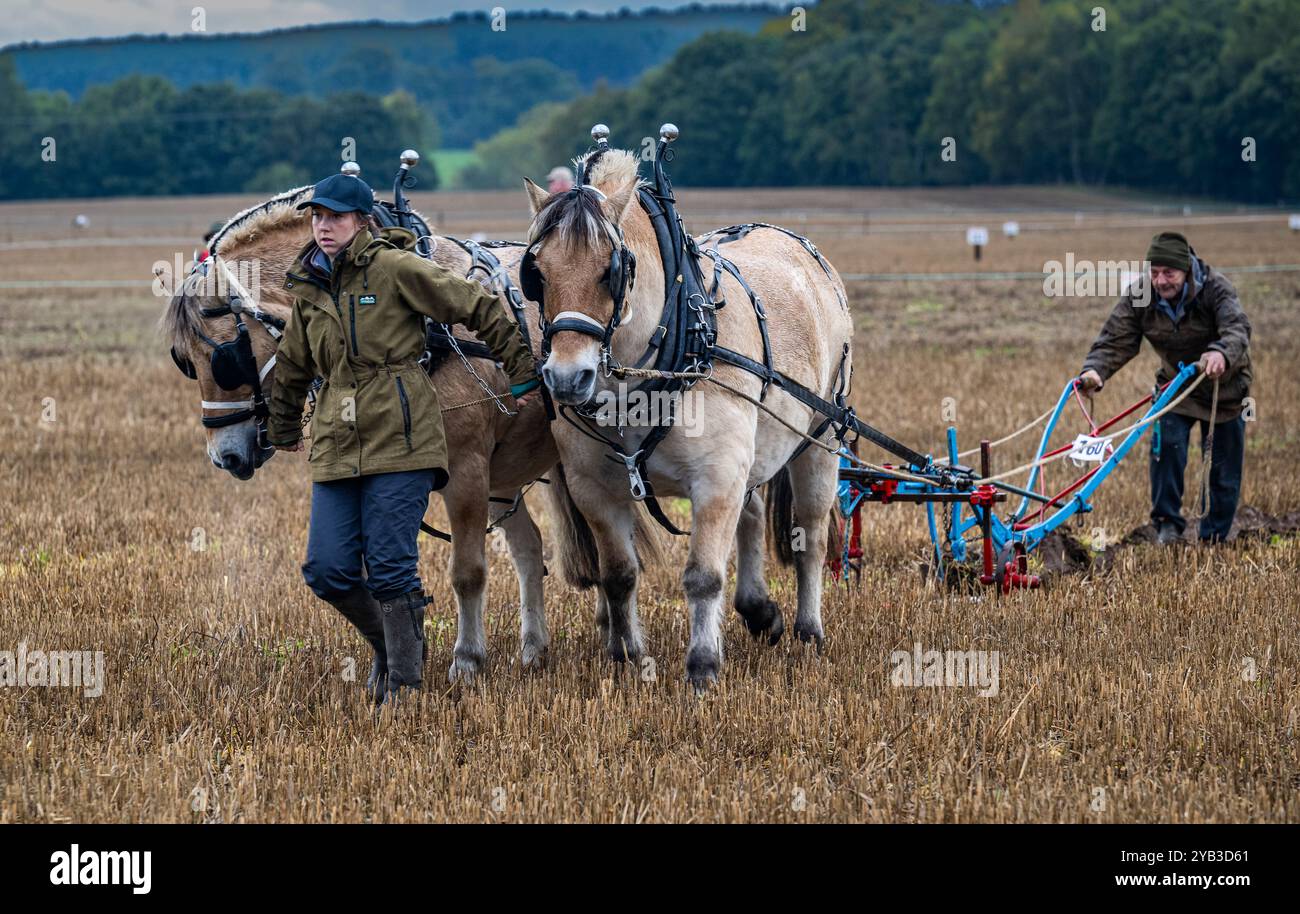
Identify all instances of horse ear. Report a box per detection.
[601,177,639,228]
[524,177,550,217]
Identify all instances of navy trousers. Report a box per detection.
[302,468,439,603]
[1149,412,1246,543]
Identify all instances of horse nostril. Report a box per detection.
[541,366,555,389]
[221,453,253,479]
[574,368,595,394]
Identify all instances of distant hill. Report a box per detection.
[4,6,783,147]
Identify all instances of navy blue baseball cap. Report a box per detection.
[297,174,374,215]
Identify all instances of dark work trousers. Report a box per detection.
[1149,412,1246,542]
[302,468,440,602]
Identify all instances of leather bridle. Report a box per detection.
[170,255,284,447]
[520,162,638,374]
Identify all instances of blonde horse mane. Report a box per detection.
[528,148,646,250]
[162,185,435,352]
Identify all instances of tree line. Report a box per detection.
[0,60,438,200]
[3,0,1297,202]
[462,0,1300,203]
[5,5,780,150]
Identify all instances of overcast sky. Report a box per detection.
[3,1,750,47]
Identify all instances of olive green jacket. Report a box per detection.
[266,226,536,482]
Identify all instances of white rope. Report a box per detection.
[934,404,1057,465]
[976,373,1206,484]
[609,362,1206,491]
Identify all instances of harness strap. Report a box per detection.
[702,247,772,400]
[548,311,608,338]
[640,474,689,537]
[789,415,835,465]
[701,222,847,310]
[556,402,689,536]
[419,483,550,544]
[426,328,496,362]
[711,344,928,470]
[419,521,452,543]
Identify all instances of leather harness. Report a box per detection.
[521,131,961,535]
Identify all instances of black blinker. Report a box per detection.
[171,347,197,380]
[210,343,249,390]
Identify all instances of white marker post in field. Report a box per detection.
[1003,221,1019,240]
[967,226,989,262]
[1289,214,1300,232]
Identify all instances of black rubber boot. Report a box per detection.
[379,590,428,699]
[1156,521,1183,546]
[328,587,388,703]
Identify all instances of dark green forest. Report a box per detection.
[3,6,778,149]
[0,60,442,199]
[466,0,1300,201]
[2,0,1298,202]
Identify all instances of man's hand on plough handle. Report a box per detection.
[1079,350,1223,394]
[1077,369,1104,393]
[1199,350,1226,379]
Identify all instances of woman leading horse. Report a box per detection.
[266,172,540,701]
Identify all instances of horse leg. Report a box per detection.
[444,479,492,682]
[495,495,549,669]
[732,488,784,645]
[583,505,642,664]
[787,447,839,649]
[684,489,747,690]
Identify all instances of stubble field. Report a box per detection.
[1,186,1297,822]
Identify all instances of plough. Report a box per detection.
[830,361,1205,590]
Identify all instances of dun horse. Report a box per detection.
[523,141,851,689]
[162,185,659,681]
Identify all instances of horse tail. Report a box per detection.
[543,464,669,589]
[543,463,601,589]
[631,501,668,571]
[766,465,844,569]
[766,466,796,567]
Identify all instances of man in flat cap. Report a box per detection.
[1079,232,1252,545]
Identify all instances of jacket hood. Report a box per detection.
[350,226,418,266]
[1188,252,1205,301]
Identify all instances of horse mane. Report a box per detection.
[161,184,435,352]
[161,186,312,351]
[527,148,645,250]
[209,184,315,257]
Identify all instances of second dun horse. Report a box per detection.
[162,184,661,683]
[523,138,851,689]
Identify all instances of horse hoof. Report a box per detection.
[794,624,825,652]
[447,651,483,683]
[736,597,785,646]
[686,649,720,691]
[607,636,643,664]
[520,639,548,670]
